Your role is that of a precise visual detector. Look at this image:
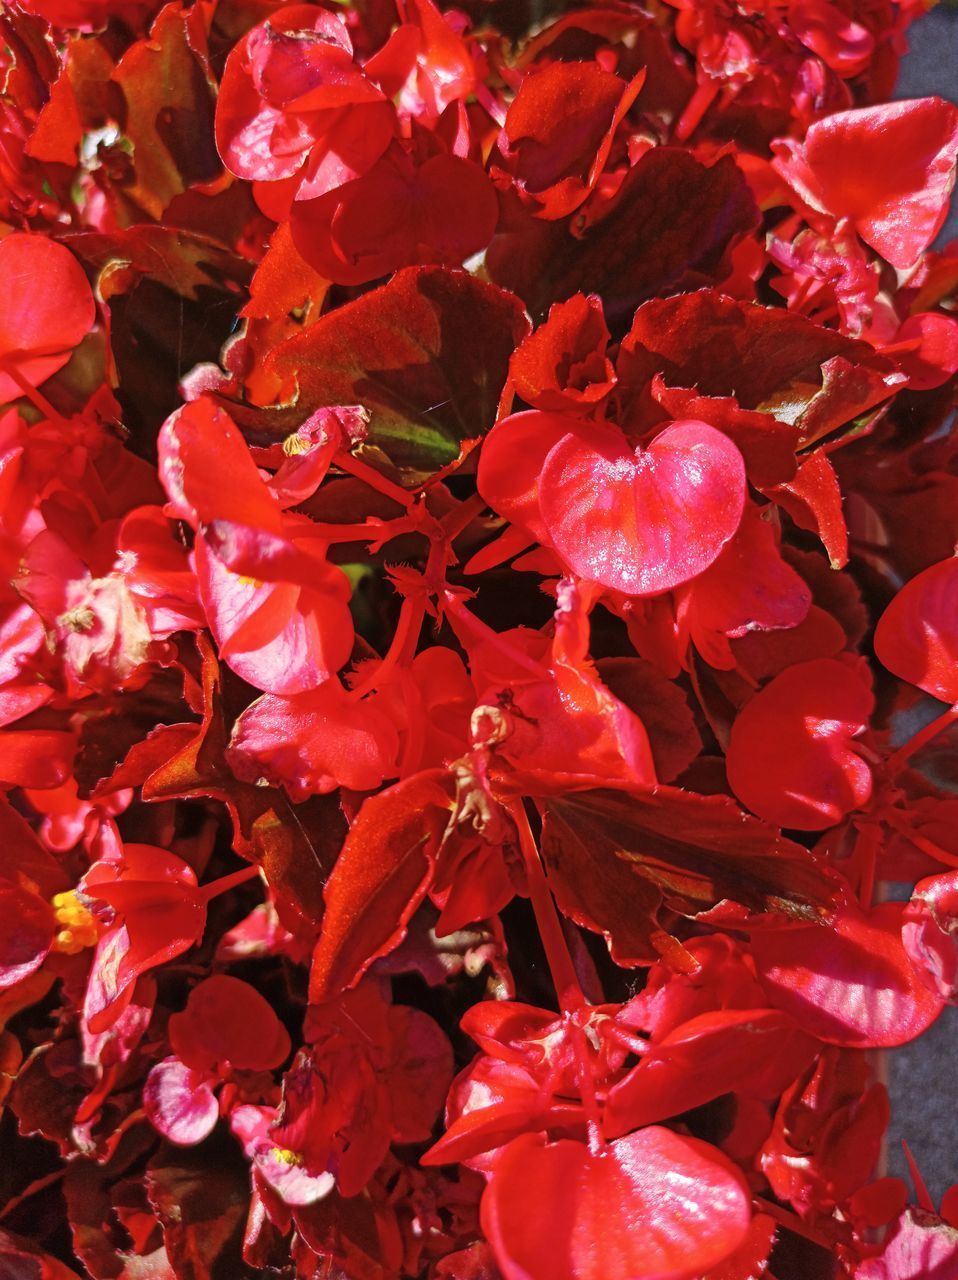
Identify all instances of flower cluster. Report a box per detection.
[1,0,957,1276]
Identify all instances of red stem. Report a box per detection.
[673,79,720,143]
[508,799,584,1013]
[335,451,415,509]
[885,703,958,775]
[200,863,260,903]
[441,492,487,543]
[0,356,70,424]
[853,821,881,911]
[752,1197,834,1250]
[880,809,958,869]
[349,591,426,700]
[306,516,418,547]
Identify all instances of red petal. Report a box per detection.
[857,1206,958,1278]
[228,682,399,801]
[0,882,54,991]
[725,658,873,830]
[539,420,746,595]
[774,99,958,269]
[169,975,291,1073]
[144,1057,219,1146]
[481,1129,751,1280]
[751,902,945,1048]
[0,234,95,404]
[874,557,958,704]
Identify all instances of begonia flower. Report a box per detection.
[773,98,958,268]
[874,556,958,704]
[145,975,290,1145]
[215,6,394,190]
[158,397,354,693]
[726,657,874,829]
[477,412,746,596]
[81,844,259,1033]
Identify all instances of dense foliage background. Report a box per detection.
[1,0,958,1276]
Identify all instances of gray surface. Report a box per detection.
[882,7,957,1202]
[894,6,958,244]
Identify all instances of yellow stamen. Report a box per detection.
[50,891,99,954]
[282,431,314,456]
[57,606,95,633]
[271,1147,304,1166]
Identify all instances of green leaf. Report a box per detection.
[264,266,530,484]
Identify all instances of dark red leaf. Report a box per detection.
[309,769,455,1001]
[541,785,836,963]
[486,149,758,324]
[259,266,529,482]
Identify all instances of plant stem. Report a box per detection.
[0,356,70,424]
[508,799,584,1014]
[200,863,260,902]
[885,703,958,775]
[335,451,415,509]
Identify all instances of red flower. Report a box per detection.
[481,1128,750,1280]
[773,98,958,268]
[145,974,290,1145]
[82,844,257,1033]
[216,5,393,189]
[478,412,746,596]
[725,657,874,830]
[159,397,354,694]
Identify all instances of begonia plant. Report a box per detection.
[0,0,957,1276]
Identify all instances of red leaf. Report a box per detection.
[259,266,530,482]
[766,451,849,569]
[309,769,455,1001]
[618,289,900,443]
[495,62,644,219]
[509,293,616,414]
[541,785,835,964]
[486,149,758,323]
[145,1144,256,1280]
[110,1,220,219]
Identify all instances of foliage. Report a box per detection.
[1,0,958,1276]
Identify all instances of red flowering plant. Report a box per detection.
[1,0,958,1274]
